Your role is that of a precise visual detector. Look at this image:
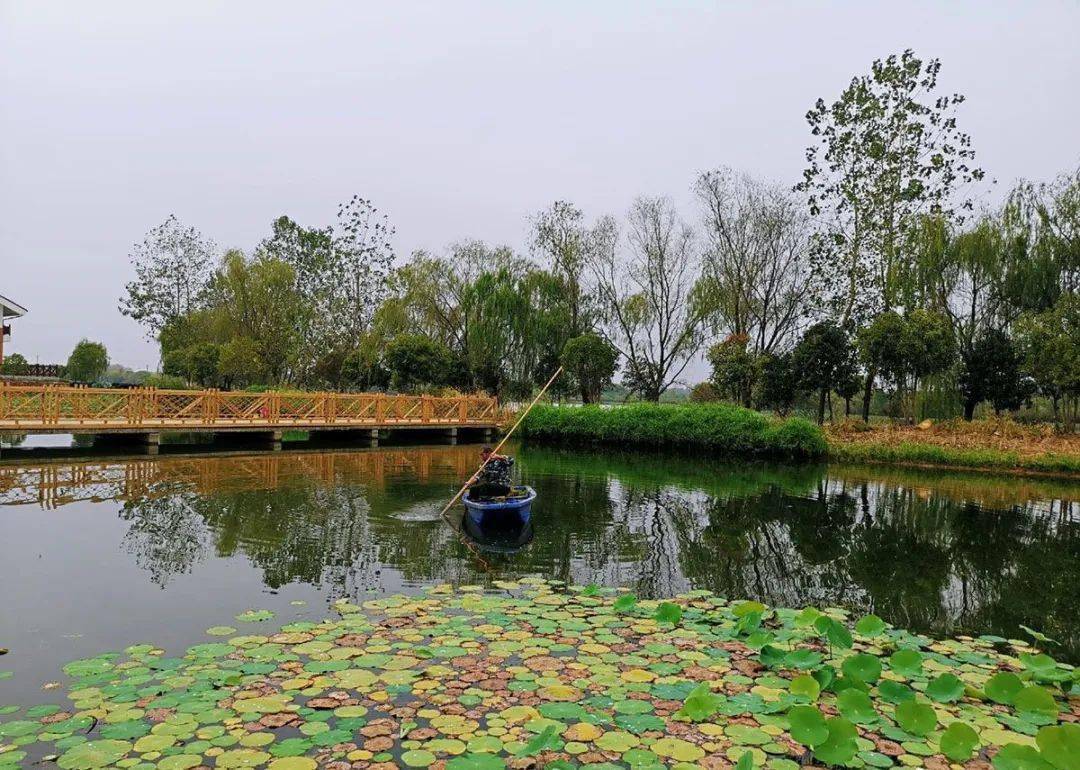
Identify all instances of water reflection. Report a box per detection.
[1,444,1078,664]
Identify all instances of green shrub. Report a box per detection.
[520,403,826,458]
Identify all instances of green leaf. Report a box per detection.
[1014,685,1059,720]
[735,751,754,770]
[925,673,965,703]
[581,584,600,597]
[888,648,923,676]
[854,614,886,636]
[734,600,767,617]
[814,616,853,649]
[676,683,722,722]
[789,674,820,702]
[613,594,637,613]
[517,725,559,756]
[784,649,823,670]
[1036,724,1080,770]
[877,680,915,704]
[837,689,877,724]
[940,722,979,762]
[654,602,682,625]
[894,701,936,736]
[1019,625,1057,647]
[991,743,1055,770]
[986,672,1025,704]
[841,653,882,684]
[786,705,828,746]
[815,717,858,765]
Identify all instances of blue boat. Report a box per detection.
[462,485,536,528]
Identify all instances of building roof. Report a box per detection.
[0,293,28,318]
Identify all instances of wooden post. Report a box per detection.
[422,395,432,423]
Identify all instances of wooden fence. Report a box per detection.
[0,384,500,431]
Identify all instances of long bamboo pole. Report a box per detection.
[437,366,562,523]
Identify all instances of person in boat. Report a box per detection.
[468,446,515,501]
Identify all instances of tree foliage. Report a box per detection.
[561,333,618,404]
[119,215,216,337]
[797,50,984,326]
[0,352,29,376]
[65,339,109,384]
[958,329,1026,420]
[792,322,850,423]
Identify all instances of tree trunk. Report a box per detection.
[963,399,976,421]
[861,365,876,422]
[817,387,827,425]
[845,397,851,417]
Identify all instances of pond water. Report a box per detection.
[1,441,1078,704]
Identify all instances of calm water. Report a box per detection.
[1,441,1078,703]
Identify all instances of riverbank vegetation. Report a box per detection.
[106,50,1078,437]
[521,403,826,458]
[826,419,1080,476]
[2,582,1077,770]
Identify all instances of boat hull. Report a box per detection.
[463,486,536,528]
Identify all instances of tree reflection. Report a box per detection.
[13,443,1078,660]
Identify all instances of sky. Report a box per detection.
[1,1,1078,374]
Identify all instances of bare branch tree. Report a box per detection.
[696,168,811,354]
[588,197,709,401]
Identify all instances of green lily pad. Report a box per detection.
[940,722,979,762]
[57,740,133,769]
[894,701,936,736]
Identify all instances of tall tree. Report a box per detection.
[330,195,396,343]
[589,198,709,402]
[257,215,336,378]
[797,50,984,326]
[531,201,596,337]
[695,168,810,354]
[120,215,216,336]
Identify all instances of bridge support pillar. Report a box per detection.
[369,429,380,448]
[139,433,161,456]
[445,427,458,445]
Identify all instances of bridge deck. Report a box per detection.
[0,384,501,435]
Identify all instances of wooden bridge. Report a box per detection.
[0,384,501,453]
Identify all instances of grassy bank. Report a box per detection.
[520,402,827,458]
[826,419,1080,477]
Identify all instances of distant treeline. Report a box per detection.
[113,50,1078,430]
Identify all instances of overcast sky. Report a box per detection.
[2,1,1078,373]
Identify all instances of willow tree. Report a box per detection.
[588,197,709,402]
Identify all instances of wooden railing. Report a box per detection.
[0,384,500,431]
